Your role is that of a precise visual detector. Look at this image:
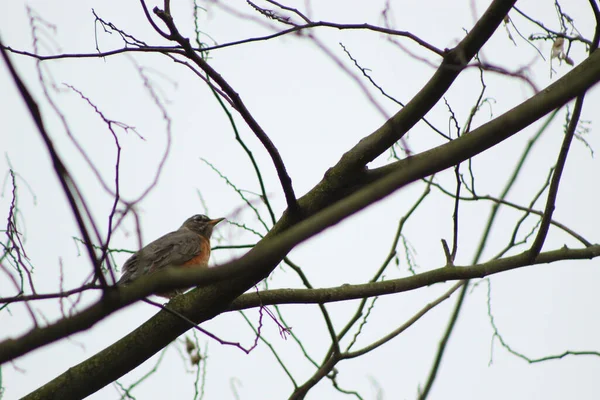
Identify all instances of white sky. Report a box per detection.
[1,0,599,399]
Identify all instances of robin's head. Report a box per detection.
[182,214,225,238]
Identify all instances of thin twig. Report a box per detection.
[0,38,106,289]
[418,281,468,400]
[346,281,464,358]
[154,7,299,214]
[528,95,584,261]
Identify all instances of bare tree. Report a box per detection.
[1,0,599,399]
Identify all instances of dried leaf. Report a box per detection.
[551,37,565,59]
[190,352,203,366]
[185,336,196,353]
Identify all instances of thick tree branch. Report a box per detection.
[314,0,517,179]
[367,49,600,183]
[18,243,600,399]
[268,0,518,232]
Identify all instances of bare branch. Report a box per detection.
[345,281,464,358]
[418,282,468,400]
[0,38,106,289]
[528,95,584,260]
[153,6,299,214]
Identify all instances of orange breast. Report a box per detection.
[181,238,211,268]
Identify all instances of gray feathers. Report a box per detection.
[116,215,224,290]
[117,229,203,286]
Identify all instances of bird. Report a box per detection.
[117,214,225,298]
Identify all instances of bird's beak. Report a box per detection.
[208,217,225,226]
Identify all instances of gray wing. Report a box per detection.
[118,230,202,285]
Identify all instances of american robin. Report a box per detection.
[118,214,225,298]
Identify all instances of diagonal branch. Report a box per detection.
[0,37,106,288]
[418,282,468,400]
[345,281,465,359]
[527,95,585,260]
[272,0,520,228]
[320,0,518,177]
[528,8,599,260]
[153,6,299,214]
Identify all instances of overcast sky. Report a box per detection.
[1,0,599,399]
